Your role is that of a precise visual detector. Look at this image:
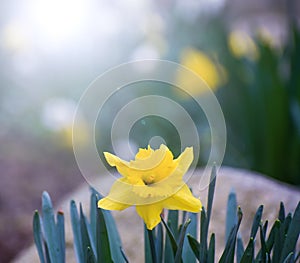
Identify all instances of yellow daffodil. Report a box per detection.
[176,47,226,98]
[98,144,202,230]
[228,30,259,60]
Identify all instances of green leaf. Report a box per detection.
[41,191,61,263]
[182,213,197,263]
[240,238,254,263]
[283,213,292,234]
[250,205,263,239]
[225,190,237,242]
[220,207,243,263]
[256,219,279,260]
[90,192,97,246]
[161,215,178,256]
[265,219,278,252]
[144,225,152,263]
[164,229,175,263]
[80,204,95,262]
[273,219,282,263]
[96,207,113,263]
[294,251,300,263]
[93,189,126,263]
[187,234,200,261]
[146,227,157,263]
[200,208,208,262]
[282,252,294,263]
[280,202,300,262]
[207,233,215,263]
[278,202,285,222]
[174,219,191,263]
[259,224,267,263]
[56,211,65,263]
[70,200,84,263]
[102,208,126,263]
[33,211,46,263]
[236,234,244,263]
[207,165,217,226]
[168,210,179,240]
[155,223,163,263]
[87,246,96,263]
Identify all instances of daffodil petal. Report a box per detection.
[98,197,130,211]
[104,152,129,167]
[163,184,202,212]
[136,204,163,230]
[103,152,133,178]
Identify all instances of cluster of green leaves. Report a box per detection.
[33,168,300,262]
[33,189,128,263]
[144,167,300,263]
[214,22,300,185]
[186,169,300,263]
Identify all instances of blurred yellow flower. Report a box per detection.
[228,30,259,60]
[98,144,202,230]
[177,48,225,97]
[257,27,276,48]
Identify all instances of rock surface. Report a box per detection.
[13,167,300,263]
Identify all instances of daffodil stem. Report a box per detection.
[147,228,157,263]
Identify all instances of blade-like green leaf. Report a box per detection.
[42,191,61,263]
[225,190,237,242]
[182,213,197,263]
[90,193,97,246]
[273,219,283,263]
[91,189,125,263]
[87,246,96,263]
[278,202,285,222]
[265,219,279,252]
[207,233,215,263]
[155,223,163,263]
[220,207,243,263]
[283,213,292,234]
[168,210,179,240]
[70,200,84,263]
[259,224,267,263]
[56,211,65,263]
[236,234,244,263]
[102,209,126,263]
[174,219,191,263]
[187,234,200,261]
[282,252,294,263]
[250,205,263,239]
[256,219,280,261]
[294,251,300,262]
[144,225,152,263]
[80,204,95,262]
[33,211,46,263]
[95,189,126,263]
[200,208,207,263]
[207,165,217,226]
[240,238,254,263]
[96,207,113,263]
[161,215,178,256]
[280,202,300,262]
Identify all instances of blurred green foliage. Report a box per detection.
[214,23,300,184]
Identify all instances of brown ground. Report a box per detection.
[0,134,85,262]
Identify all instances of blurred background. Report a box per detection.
[0,0,299,261]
